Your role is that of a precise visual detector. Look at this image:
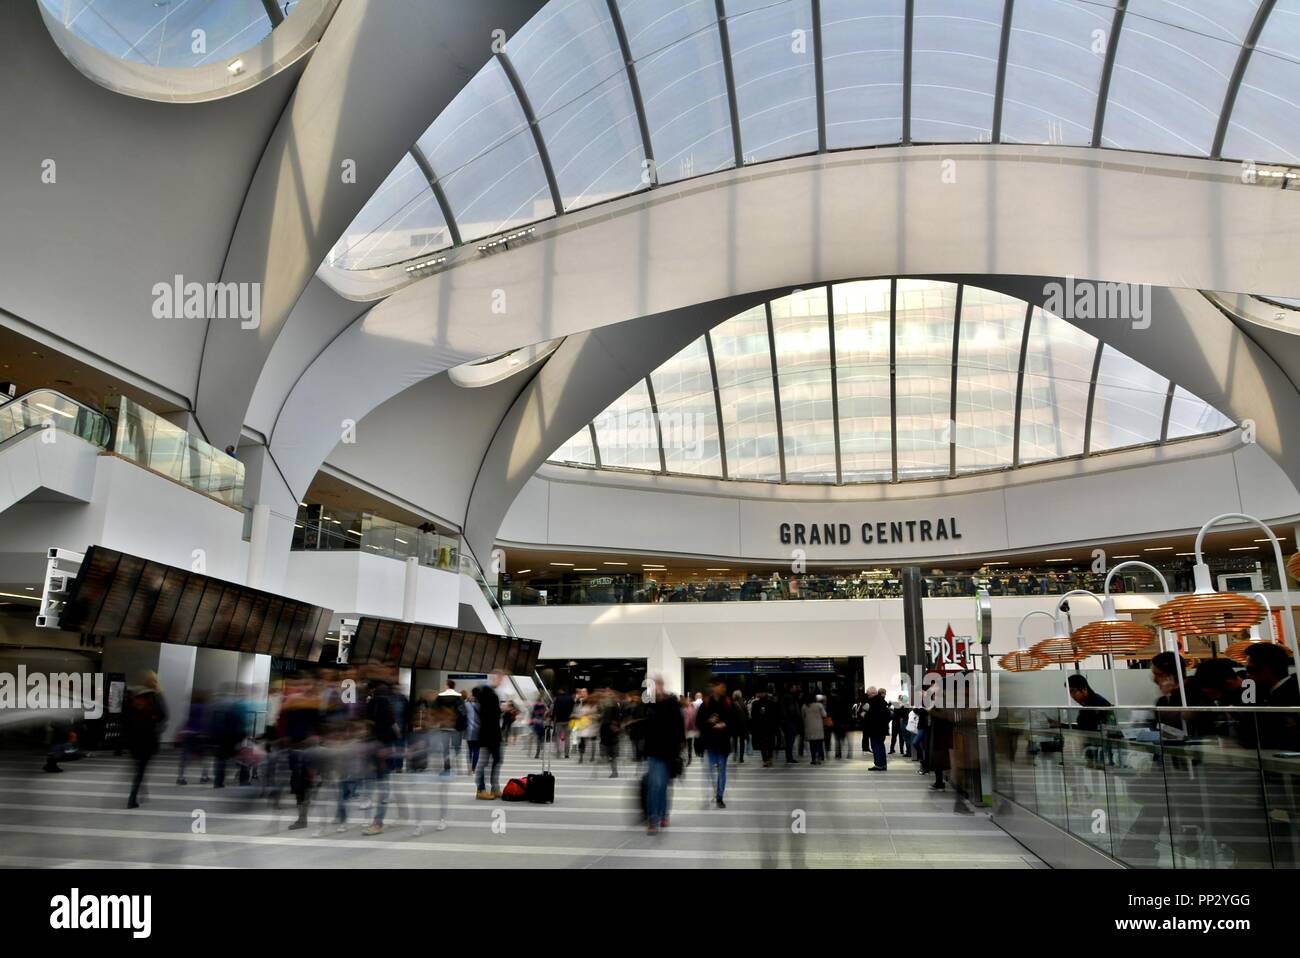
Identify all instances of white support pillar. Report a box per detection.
[246,502,272,589]
[402,556,419,622]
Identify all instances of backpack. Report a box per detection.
[502,777,529,801]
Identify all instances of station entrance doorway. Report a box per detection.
[682,657,864,701]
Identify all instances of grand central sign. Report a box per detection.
[778,517,963,546]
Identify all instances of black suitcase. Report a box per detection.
[526,725,555,803]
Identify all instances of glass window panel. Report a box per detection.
[41,0,276,68]
[417,59,555,242]
[550,426,597,465]
[328,155,451,270]
[911,0,1005,142]
[894,279,957,477]
[955,288,1026,472]
[1090,345,1168,451]
[711,305,782,480]
[617,0,737,183]
[725,0,819,162]
[650,338,724,476]
[592,379,661,471]
[1104,0,1260,156]
[1018,307,1096,464]
[833,279,893,481]
[1222,0,1300,164]
[771,288,836,482]
[1000,0,1115,146]
[508,0,647,210]
[821,0,905,149]
[1166,385,1235,439]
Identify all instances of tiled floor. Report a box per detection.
[0,744,1042,868]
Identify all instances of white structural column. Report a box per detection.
[402,556,420,623]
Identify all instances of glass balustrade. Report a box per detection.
[0,389,112,448]
[290,506,460,572]
[499,557,1277,607]
[990,706,1300,868]
[111,397,244,506]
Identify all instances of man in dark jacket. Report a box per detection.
[641,677,684,834]
[890,700,910,755]
[125,673,167,810]
[696,679,738,808]
[749,690,781,766]
[473,673,504,799]
[780,685,802,763]
[551,688,575,758]
[828,692,852,759]
[865,688,891,770]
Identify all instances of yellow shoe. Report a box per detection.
[476,790,496,800]
[489,791,502,799]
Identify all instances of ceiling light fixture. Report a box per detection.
[227,59,244,75]
[1155,513,1296,667]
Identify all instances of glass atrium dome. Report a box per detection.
[327,0,1300,274]
[546,279,1236,484]
[38,0,295,68]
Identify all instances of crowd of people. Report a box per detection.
[534,680,955,834]
[110,667,545,836]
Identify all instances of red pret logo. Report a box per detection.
[925,625,975,673]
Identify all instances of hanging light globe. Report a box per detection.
[1028,636,1088,664]
[998,649,1049,672]
[1072,619,1158,657]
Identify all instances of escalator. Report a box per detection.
[0,389,112,515]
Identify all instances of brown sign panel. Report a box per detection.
[58,545,333,662]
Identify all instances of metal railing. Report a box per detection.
[500,560,1278,607]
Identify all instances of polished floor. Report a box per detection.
[0,741,1042,868]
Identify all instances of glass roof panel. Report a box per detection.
[954,288,1026,472]
[1167,385,1235,439]
[771,288,837,482]
[40,0,282,67]
[551,426,597,465]
[1000,0,1115,146]
[711,305,783,481]
[1103,0,1260,156]
[821,0,905,149]
[592,378,661,471]
[617,0,737,183]
[725,0,820,162]
[894,279,958,477]
[650,337,724,477]
[417,58,556,242]
[833,279,893,482]
[328,154,451,270]
[551,285,1235,483]
[910,0,1005,143]
[1221,0,1300,163]
[1090,344,1169,451]
[507,0,647,210]
[1018,307,1095,464]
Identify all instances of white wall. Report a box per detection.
[281,550,460,625]
[0,454,249,583]
[508,593,1294,698]
[499,443,1300,564]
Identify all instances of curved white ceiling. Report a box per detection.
[323,0,1300,286]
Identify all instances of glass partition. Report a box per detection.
[111,397,244,506]
[291,505,459,572]
[0,389,111,449]
[990,706,1299,868]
